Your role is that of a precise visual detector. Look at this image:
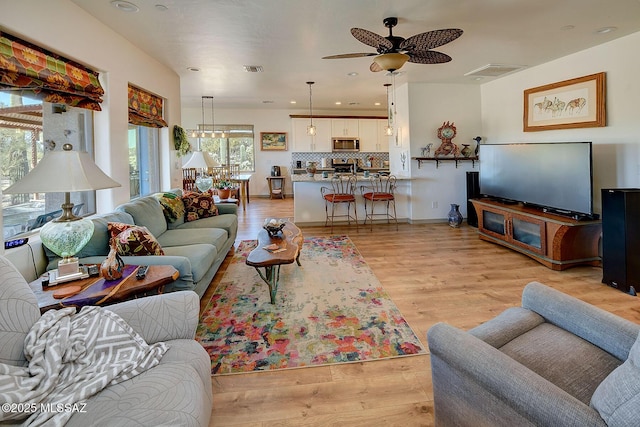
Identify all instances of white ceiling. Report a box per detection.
[71,0,640,112]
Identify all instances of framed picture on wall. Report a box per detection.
[523,72,606,132]
[260,132,288,151]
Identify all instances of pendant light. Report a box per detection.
[200,96,207,137]
[306,81,316,136]
[384,83,393,136]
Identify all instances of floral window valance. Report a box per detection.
[128,84,168,128]
[0,31,104,111]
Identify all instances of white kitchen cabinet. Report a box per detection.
[376,119,391,152]
[358,120,378,152]
[292,118,331,152]
[358,119,390,152]
[331,119,359,137]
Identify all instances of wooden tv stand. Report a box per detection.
[471,199,602,271]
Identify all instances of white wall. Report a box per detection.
[403,82,482,221]
[481,31,640,213]
[0,0,182,212]
[181,107,301,197]
[180,107,384,197]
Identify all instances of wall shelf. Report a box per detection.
[412,156,478,169]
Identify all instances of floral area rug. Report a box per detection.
[196,235,426,375]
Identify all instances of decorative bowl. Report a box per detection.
[263,218,286,237]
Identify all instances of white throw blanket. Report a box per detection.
[0,306,167,426]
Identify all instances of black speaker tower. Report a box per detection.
[466,171,480,227]
[601,188,640,296]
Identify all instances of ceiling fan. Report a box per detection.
[322,17,463,72]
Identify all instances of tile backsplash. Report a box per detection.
[290,152,389,168]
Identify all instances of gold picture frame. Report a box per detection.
[260,132,288,151]
[523,72,606,132]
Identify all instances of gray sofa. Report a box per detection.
[0,255,212,426]
[39,189,237,298]
[427,282,640,426]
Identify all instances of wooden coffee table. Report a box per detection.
[245,220,304,304]
[29,264,179,313]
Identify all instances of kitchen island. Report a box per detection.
[292,173,410,226]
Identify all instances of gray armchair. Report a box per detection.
[427,281,640,426]
[0,255,212,426]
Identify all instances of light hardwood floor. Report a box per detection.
[202,197,640,427]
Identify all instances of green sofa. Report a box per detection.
[36,190,237,298]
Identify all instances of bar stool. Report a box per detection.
[320,175,358,232]
[360,175,398,231]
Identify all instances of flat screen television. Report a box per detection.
[479,142,595,218]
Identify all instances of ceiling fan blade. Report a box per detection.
[322,52,377,59]
[400,29,463,51]
[408,50,452,64]
[369,62,384,72]
[351,28,393,51]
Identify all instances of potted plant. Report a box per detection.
[215,180,233,200]
[173,125,191,157]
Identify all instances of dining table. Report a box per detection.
[231,173,252,210]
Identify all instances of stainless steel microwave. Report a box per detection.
[332,138,360,152]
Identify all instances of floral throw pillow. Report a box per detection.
[107,222,164,256]
[181,192,218,222]
[155,192,185,223]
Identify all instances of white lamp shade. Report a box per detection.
[202,152,220,167]
[182,151,209,169]
[4,148,121,194]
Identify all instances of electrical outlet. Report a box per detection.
[431,201,438,209]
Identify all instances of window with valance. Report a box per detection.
[128,84,168,128]
[0,31,104,111]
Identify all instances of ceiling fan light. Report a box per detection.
[374,53,409,72]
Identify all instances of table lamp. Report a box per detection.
[4,143,121,279]
[182,150,219,192]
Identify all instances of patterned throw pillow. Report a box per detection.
[181,192,218,222]
[107,222,164,256]
[155,192,185,223]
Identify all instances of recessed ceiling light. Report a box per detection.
[186,67,200,72]
[335,101,342,105]
[347,72,359,77]
[155,4,168,11]
[110,0,139,12]
[290,100,297,104]
[374,102,381,106]
[596,26,617,34]
[560,25,575,31]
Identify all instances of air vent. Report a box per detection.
[464,64,526,78]
[243,65,264,73]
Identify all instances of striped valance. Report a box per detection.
[0,31,104,111]
[128,84,168,128]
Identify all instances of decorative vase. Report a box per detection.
[461,144,472,158]
[306,162,317,177]
[448,204,463,228]
[195,175,213,192]
[100,245,125,280]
